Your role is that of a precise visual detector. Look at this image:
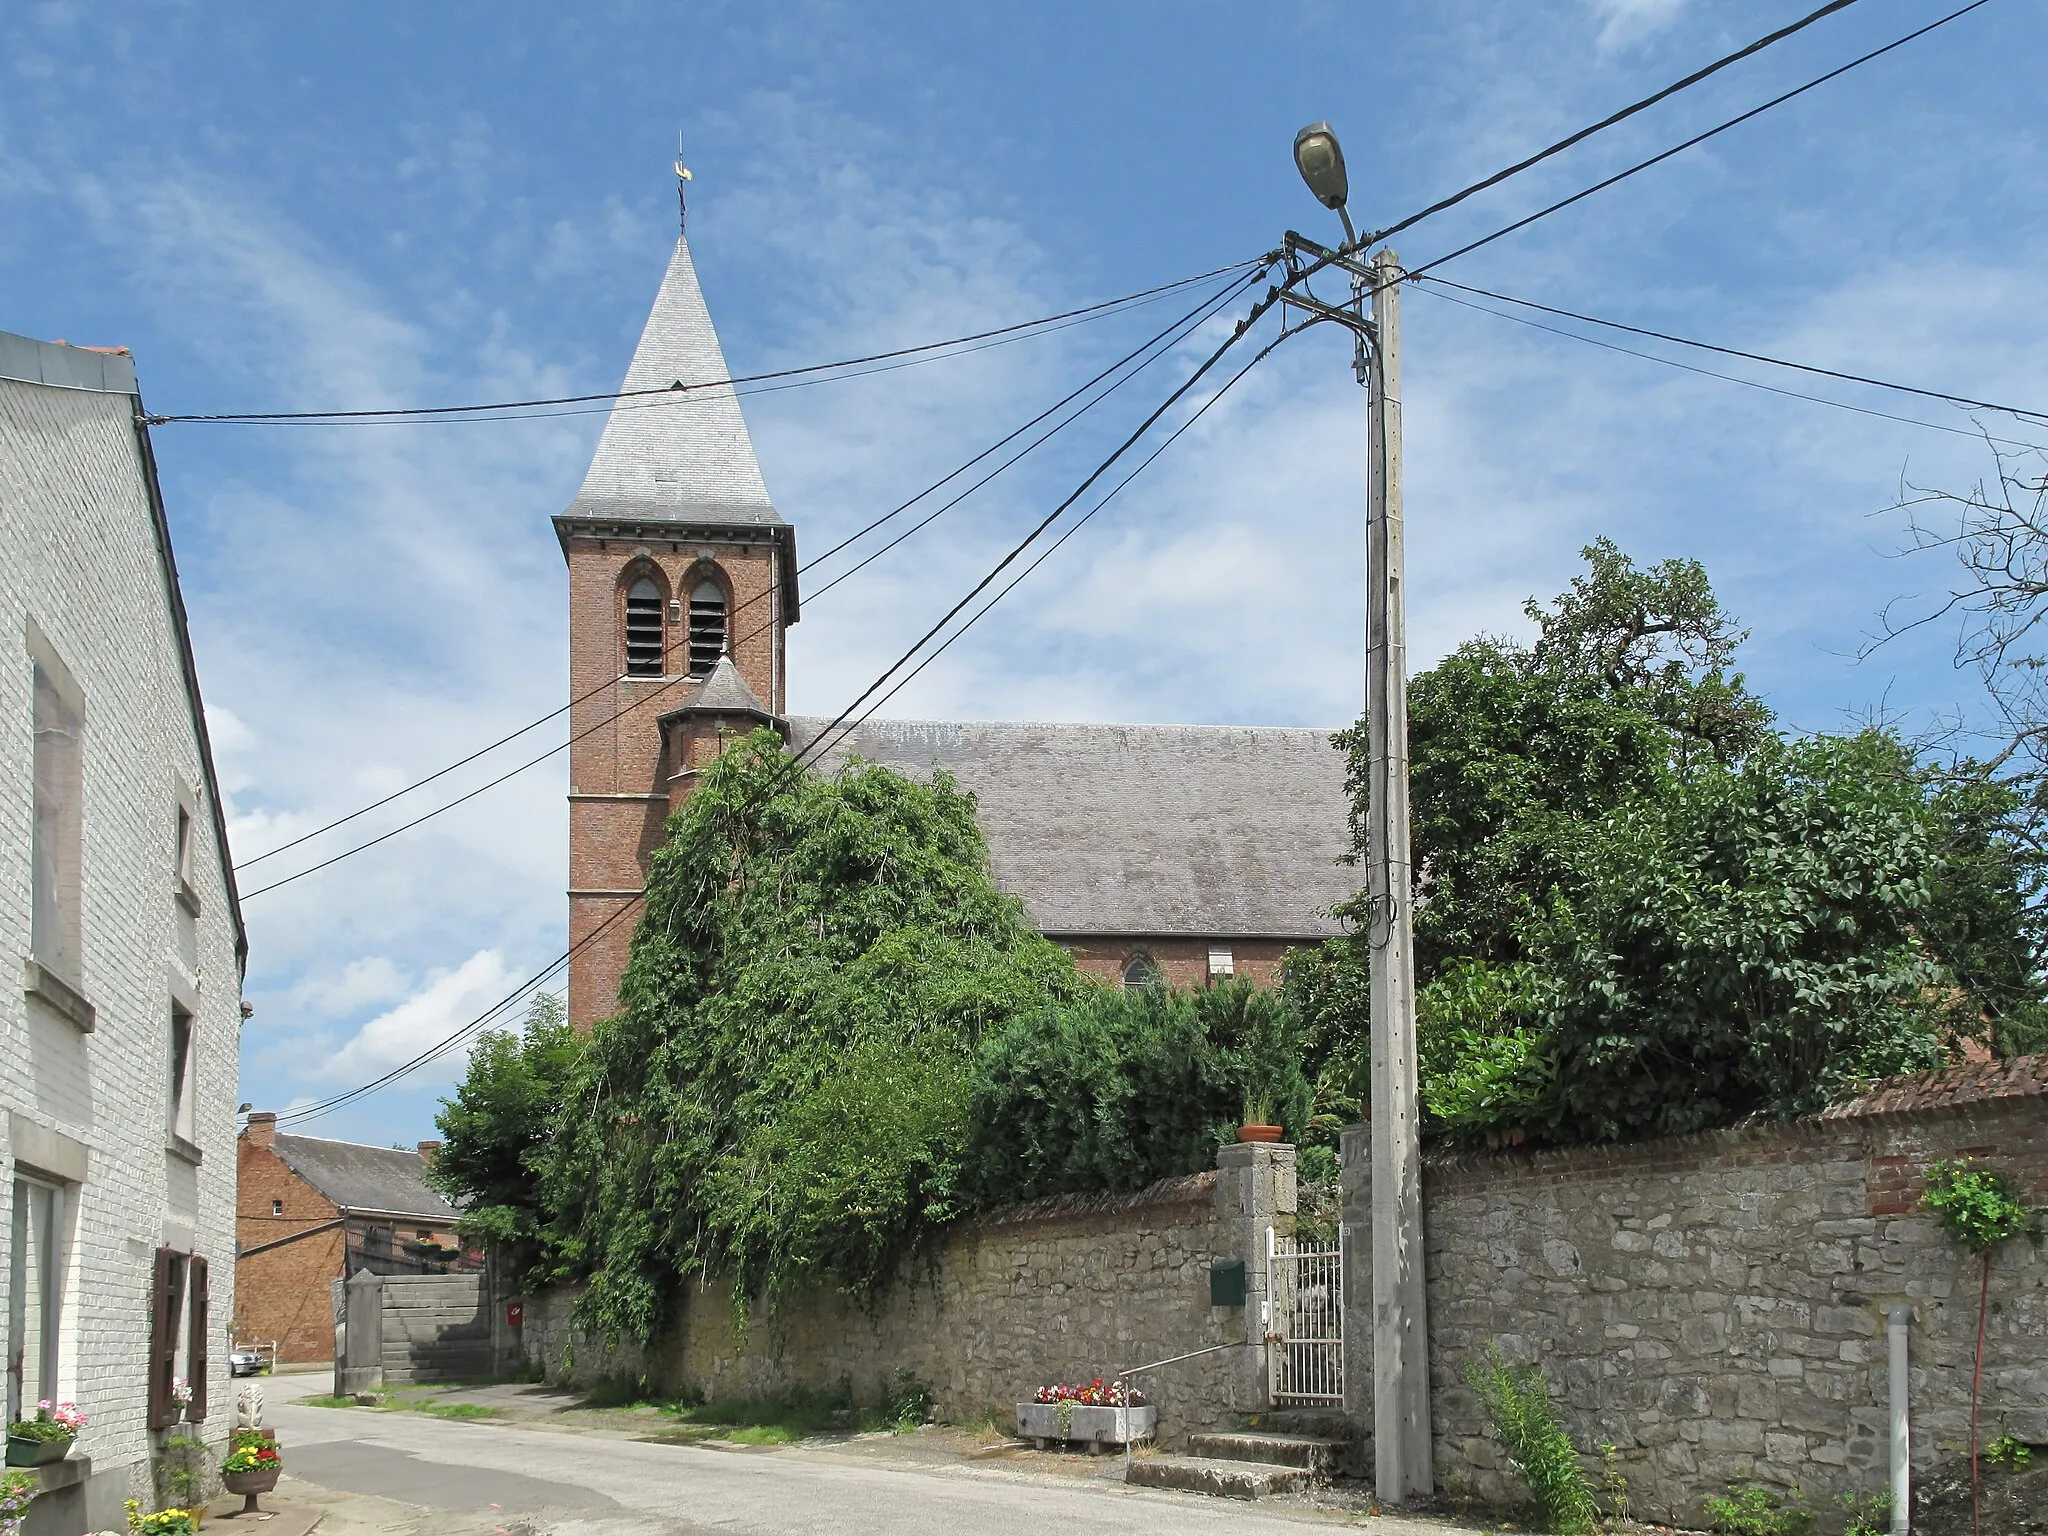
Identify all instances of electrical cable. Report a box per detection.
[1366,0,1867,247]
[235,271,1264,894]
[1414,274,2048,426]
[1400,0,1996,283]
[1412,281,2048,451]
[145,259,1261,426]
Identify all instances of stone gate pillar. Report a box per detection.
[1215,1139,1297,1410]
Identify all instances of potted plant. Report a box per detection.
[6,1402,85,1466]
[124,1500,197,1536]
[1,1468,39,1534]
[1237,1088,1283,1142]
[220,1433,282,1514]
[1015,1378,1154,1450]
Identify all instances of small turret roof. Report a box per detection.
[563,235,783,529]
[687,655,772,715]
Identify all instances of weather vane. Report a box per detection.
[675,130,693,231]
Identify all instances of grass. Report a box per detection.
[299,1395,362,1410]
[297,1389,498,1421]
[413,1401,501,1421]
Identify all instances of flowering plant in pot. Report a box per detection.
[5,1402,85,1466]
[221,1431,283,1511]
[123,1500,196,1536]
[1,1468,39,1536]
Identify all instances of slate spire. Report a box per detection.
[564,234,783,528]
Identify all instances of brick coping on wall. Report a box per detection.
[975,1169,1219,1230]
[1420,1052,2048,1192]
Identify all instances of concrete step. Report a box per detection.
[1187,1431,1345,1477]
[1125,1455,1310,1500]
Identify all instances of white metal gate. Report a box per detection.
[1267,1227,1344,1405]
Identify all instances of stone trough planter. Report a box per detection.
[1015,1402,1155,1452]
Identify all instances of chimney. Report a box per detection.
[415,1140,441,1164]
[244,1111,277,1149]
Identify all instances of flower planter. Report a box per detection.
[1236,1124,1283,1143]
[223,1466,281,1515]
[5,1433,72,1467]
[1015,1402,1155,1451]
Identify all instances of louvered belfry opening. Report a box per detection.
[624,577,665,676]
[687,578,727,676]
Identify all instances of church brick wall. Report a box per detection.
[1059,935,1298,990]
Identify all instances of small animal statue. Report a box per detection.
[234,1382,265,1430]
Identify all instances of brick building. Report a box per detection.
[562,234,1357,1025]
[0,330,246,1533]
[233,1113,469,1365]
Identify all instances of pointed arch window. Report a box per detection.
[1121,951,1164,992]
[624,578,665,677]
[687,579,727,676]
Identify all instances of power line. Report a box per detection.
[1402,0,1997,283]
[1368,0,1867,247]
[145,259,1261,426]
[236,271,1265,894]
[1415,274,2048,425]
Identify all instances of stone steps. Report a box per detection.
[1125,1455,1311,1500]
[1187,1431,1345,1477]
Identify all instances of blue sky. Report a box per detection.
[3,1,2042,1146]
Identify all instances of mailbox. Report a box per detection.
[1209,1259,1246,1308]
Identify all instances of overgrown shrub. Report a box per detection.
[1463,1344,1596,1534]
[1702,1482,1813,1536]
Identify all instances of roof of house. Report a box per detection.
[788,717,1358,938]
[561,234,784,532]
[270,1134,461,1223]
[0,329,246,966]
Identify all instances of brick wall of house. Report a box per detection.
[1059,935,1299,990]
[233,1126,344,1365]
[0,362,243,1532]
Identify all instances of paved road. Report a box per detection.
[260,1378,1460,1536]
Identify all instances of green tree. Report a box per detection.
[538,731,1086,1344]
[429,991,584,1280]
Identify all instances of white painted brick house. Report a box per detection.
[0,331,245,1533]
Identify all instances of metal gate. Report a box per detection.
[1267,1227,1344,1405]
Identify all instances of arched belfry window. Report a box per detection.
[623,577,664,677]
[687,578,727,676]
[1121,951,1164,992]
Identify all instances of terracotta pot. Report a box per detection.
[223,1468,280,1496]
[1236,1124,1283,1143]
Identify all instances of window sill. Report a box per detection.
[22,956,95,1033]
[176,877,202,916]
[166,1133,203,1167]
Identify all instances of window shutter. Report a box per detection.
[186,1256,210,1421]
[148,1247,182,1429]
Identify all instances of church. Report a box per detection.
[557,233,1358,1025]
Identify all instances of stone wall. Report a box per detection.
[519,1143,1296,1447]
[1343,1055,2048,1527]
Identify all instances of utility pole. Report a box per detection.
[1363,247,1432,1503]
[1289,124,1432,1506]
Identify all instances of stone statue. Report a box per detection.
[234,1381,265,1430]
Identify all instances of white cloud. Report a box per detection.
[317,949,518,1085]
[1590,0,1688,51]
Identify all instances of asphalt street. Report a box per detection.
[258,1372,1458,1536]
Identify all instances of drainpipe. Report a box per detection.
[1887,1304,1912,1534]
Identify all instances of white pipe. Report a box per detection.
[1887,1304,1912,1534]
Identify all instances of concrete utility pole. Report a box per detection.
[1362,247,1432,1504]
[1288,123,1432,1506]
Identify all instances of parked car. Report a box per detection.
[229,1347,266,1377]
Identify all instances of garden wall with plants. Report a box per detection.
[1341,1054,2048,1527]
[517,1142,1295,1447]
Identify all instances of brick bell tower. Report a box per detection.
[556,233,797,1026]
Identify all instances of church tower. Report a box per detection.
[556,234,797,1026]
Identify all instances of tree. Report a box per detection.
[429,991,583,1281]
[537,730,1087,1343]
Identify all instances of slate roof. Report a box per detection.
[270,1134,461,1223]
[562,234,783,531]
[789,718,1358,938]
[682,655,773,716]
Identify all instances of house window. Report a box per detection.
[1207,946,1235,981]
[687,579,727,676]
[169,1004,197,1144]
[30,646,84,986]
[270,1200,283,1217]
[623,578,665,677]
[1121,951,1164,992]
[7,1177,67,1423]
[147,1249,208,1428]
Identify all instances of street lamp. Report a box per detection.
[1287,121,1430,1508]
[1292,121,1358,248]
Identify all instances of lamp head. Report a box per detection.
[1293,121,1349,212]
